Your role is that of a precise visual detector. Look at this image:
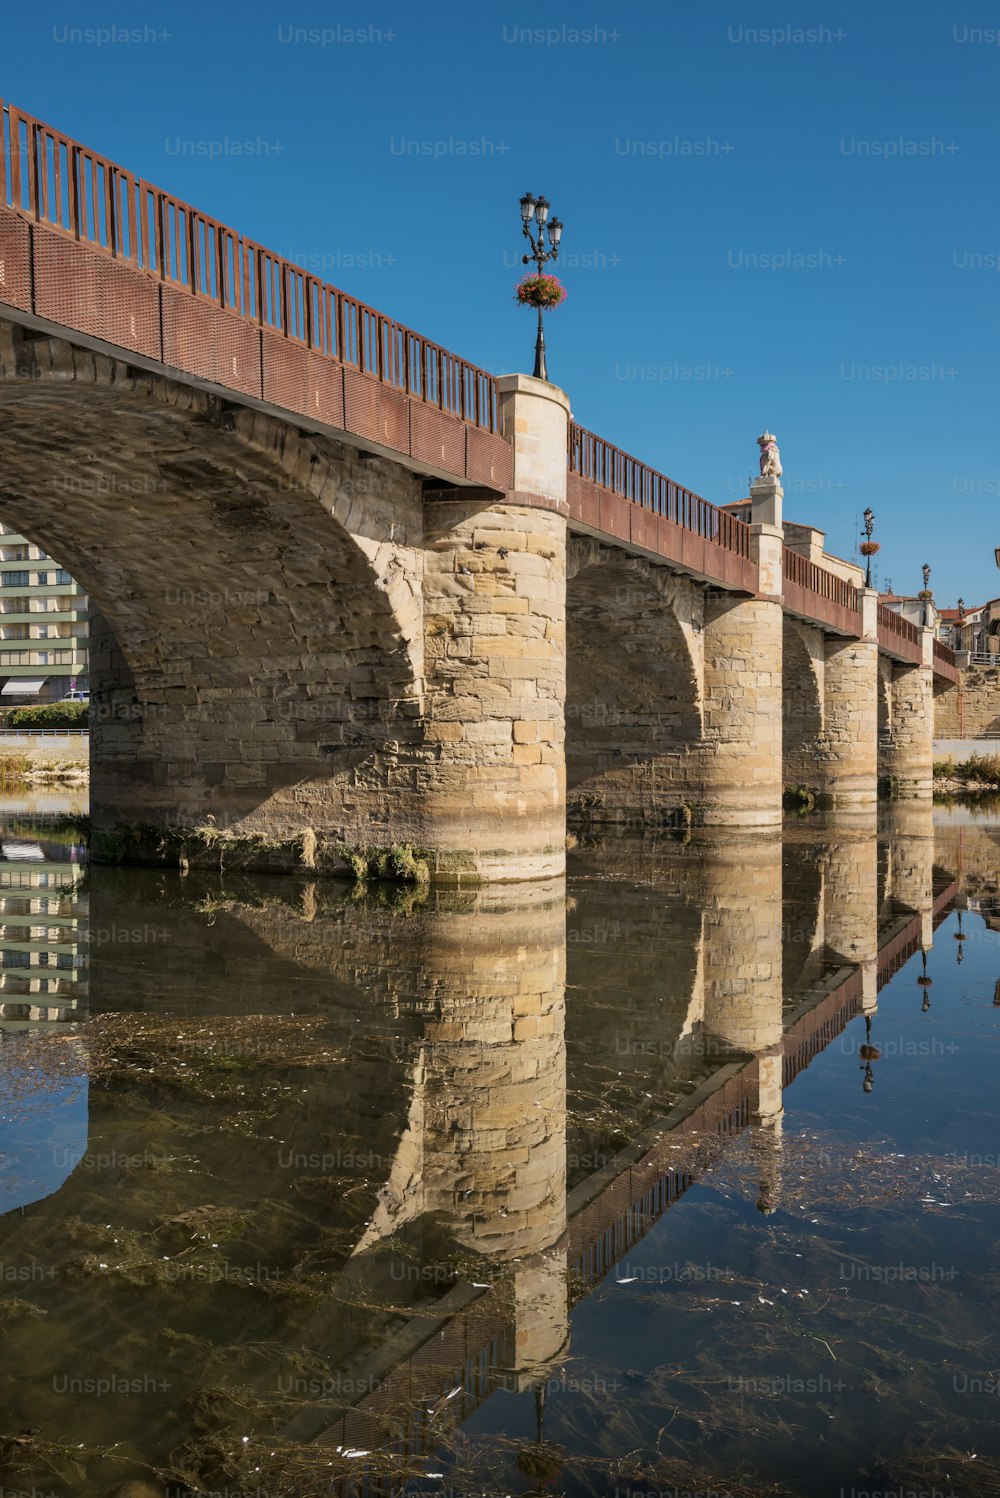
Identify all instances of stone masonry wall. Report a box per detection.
[934,665,1000,740]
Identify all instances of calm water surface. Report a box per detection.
[1,801,999,1498]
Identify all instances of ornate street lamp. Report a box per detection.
[517,192,565,382]
[860,507,878,588]
[919,562,933,628]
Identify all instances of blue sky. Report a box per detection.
[3,0,997,602]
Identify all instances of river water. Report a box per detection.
[1,799,1000,1498]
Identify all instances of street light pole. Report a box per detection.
[921,562,932,628]
[861,507,876,588]
[519,192,563,382]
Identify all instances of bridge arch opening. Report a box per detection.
[565,543,701,825]
[0,322,426,861]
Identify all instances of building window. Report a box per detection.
[55,571,73,585]
[2,572,29,587]
[34,573,48,586]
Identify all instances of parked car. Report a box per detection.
[61,690,90,702]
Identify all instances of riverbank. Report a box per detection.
[933,752,1000,799]
[0,741,89,788]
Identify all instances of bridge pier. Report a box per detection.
[699,485,784,827]
[417,375,569,882]
[879,629,935,798]
[819,589,880,811]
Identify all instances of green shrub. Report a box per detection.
[932,758,955,778]
[960,752,1000,784]
[5,701,88,730]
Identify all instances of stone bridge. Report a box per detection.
[0,101,957,882]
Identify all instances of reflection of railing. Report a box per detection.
[0,99,500,434]
[568,423,751,558]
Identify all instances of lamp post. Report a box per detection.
[860,507,877,588]
[920,562,932,628]
[519,192,563,382]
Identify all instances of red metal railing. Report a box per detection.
[933,638,958,671]
[877,603,921,648]
[782,547,860,614]
[0,100,499,431]
[568,423,750,559]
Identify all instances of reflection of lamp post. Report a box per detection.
[515,1384,565,1496]
[859,1013,881,1094]
[917,948,934,1011]
[518,193,564,382]
[860,507,879,588]
[954,909,967,964]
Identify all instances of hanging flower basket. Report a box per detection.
[859,540,880,557]
[515,272,567,310]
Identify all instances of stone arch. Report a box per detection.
[782,618,824,792]
[565,537,702,824]
[0,321,426,852]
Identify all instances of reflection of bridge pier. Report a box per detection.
[255,880,573,1452]
[355,883,569,1381]
[882,800,936,949]
[821,819,880,1012]
[698,835,784,1212]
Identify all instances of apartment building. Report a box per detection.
[0,525,89,705]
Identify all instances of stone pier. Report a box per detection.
[819,590,880,810]
[699,478,785,827]
[421,376,568,881]
[880,629,935,798]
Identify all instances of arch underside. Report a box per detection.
[566,549,702,825]
[0,323,427,849]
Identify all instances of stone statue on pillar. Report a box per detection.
[757,430,782,479]
[750,430,784,531]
